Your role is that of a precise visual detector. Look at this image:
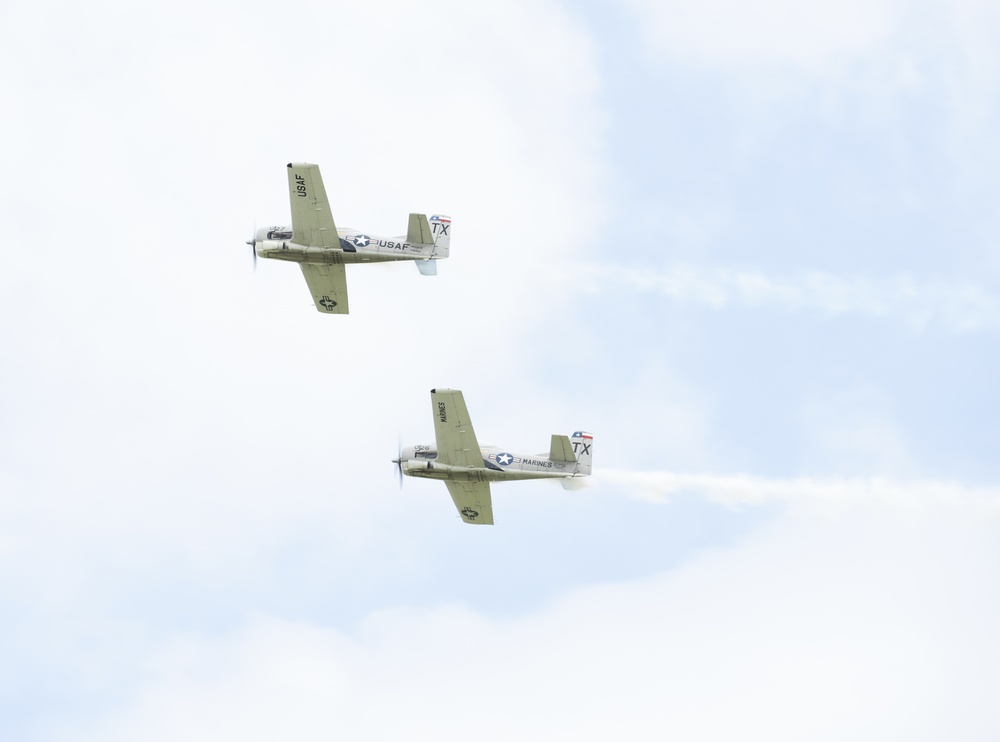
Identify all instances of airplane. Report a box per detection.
[393,388,593,524]
[246,163,450,314]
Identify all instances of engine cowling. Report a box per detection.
[402,459,434,473]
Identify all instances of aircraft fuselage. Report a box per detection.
[399,444,583,484]
[255,225,439,265]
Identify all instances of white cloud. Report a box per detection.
[621,0,1000,173]
[794,385,917,477]
[623,0,891,75]
[64,489,1000,741]
[0,0,608,624]
[3,2,999,739]
[0,1,611,728]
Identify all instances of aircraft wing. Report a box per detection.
[287,163,339,248]
[300,263,350,314]
[445,480,494,525]
[430,389,482,468]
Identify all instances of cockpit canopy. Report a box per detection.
[266,226,293,241]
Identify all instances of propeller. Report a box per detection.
[245,223,258,272]
[391,436,403,489]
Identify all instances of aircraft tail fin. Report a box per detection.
[429,215,451,257]
[570,432,593,476]
[407,213,435,245]
[549,434,576,462]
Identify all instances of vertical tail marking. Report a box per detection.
[430,215,451,257]
[571,431,593,476]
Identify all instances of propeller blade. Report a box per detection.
[393,436,403,489]
[247,223,258,272]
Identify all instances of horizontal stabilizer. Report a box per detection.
[415,259,437,276]
[549,434,576,462]
[407,213,434,245]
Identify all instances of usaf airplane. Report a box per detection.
[246,163,450,313]
[393,388,593,525]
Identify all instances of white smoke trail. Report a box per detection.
[572,264,1000,333]
[598,468,1000,516]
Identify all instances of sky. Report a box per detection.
[2,0,999,739]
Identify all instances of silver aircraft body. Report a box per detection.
[395,389,593,525]
[248,163,450,313]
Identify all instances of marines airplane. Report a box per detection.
[247,163,450,313]
[393,389,593,525]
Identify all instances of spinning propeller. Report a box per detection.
[391,437,403,489]
[245,224,258,271]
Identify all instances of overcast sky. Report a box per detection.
[2,0,1000,739]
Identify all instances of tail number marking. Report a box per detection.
[572,441,591,455]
